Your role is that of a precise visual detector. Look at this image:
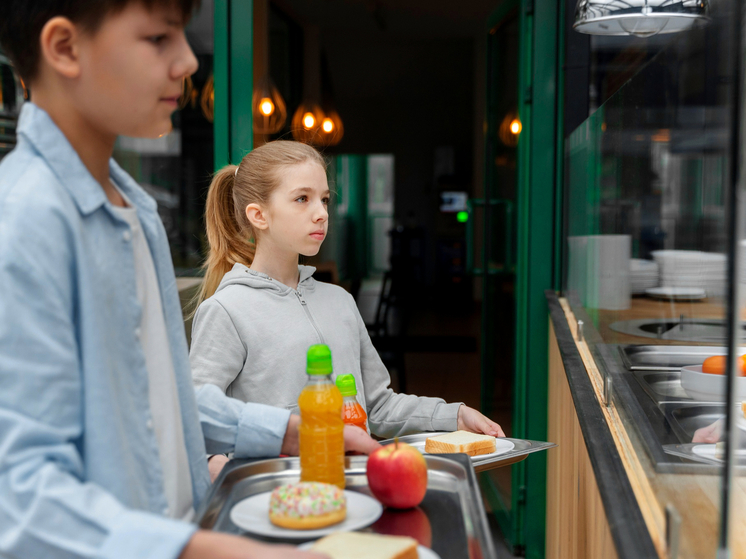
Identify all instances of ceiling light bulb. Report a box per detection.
[618,16,669,36]
[303,113,316,129]
[510,119,522,135]
[260,98,274,116]
[322,118,334,133]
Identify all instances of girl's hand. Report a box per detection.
[457,405,505,437]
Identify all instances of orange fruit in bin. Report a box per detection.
[701,355,746,376]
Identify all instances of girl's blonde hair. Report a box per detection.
[192,140,326,313]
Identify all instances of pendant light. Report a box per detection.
[573,0,709,37]
[317,52,344,147]
[291,102,325,144]
[252,75,287,134]
[291,25,327,145]
[319,108,344,146]
[178,75,197,110]
[200,73,215,123]
[499,111,521,148]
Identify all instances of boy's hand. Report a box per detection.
[281,415,381,456]
[281,414,301,455]
[343,424,381,454]
[457,405,506,437]
[207,454,230,483]
[180,531,328,558]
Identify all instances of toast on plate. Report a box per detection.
[424,430,496,457]
[310,531,418,559]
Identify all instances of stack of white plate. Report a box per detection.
[630,259,659,294]
[651,250,727,298]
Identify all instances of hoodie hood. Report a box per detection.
[215,263,317,295]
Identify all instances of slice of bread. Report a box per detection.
[310,532,418,559]
[424,430,496,457]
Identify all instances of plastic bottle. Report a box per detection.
[298,344,345,488]
[336,374,368,432]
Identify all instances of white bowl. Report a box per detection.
[680,365,746,402]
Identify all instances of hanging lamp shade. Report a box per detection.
[573,0,709,37]
[318,108,344,147]
[200,73,215,123]
[252,76,287,134]
[291,102,326,145]
[499,111,521,147]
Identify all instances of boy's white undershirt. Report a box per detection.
[111,187,195,521]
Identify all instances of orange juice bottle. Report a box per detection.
[336,374,368,432]
[298,344,345,488]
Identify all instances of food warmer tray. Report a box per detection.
[662,443,746,471]
[380,434,556,473]
[195,454,497,559]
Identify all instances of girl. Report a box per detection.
[189,140,504,440]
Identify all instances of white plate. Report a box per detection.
[691,444,746,461]
[230,490,383,540]
[645,287,706,300]
[409,436,515,461]
[738,414,746,433]
[692,444,722,460]
[681,365,746,401]
[299,541,440,558]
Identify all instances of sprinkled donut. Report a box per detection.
[268,482,347,530]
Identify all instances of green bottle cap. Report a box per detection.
[335,374,358,396]
[306,344,333,375]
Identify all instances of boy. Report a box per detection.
[0,2,377,558]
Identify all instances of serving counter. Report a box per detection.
[546,291,746,559]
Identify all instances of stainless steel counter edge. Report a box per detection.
[546,290,658,559]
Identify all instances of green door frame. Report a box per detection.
[481,0,564,556]
[514,0,564,557]
[214,0,254,170]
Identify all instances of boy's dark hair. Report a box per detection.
[0,0,202,82]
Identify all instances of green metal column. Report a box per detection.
[345,155,369,281]
[214,0,253,170]
[513,0,563,556]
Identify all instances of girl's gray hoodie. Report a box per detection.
[189,263,461,438]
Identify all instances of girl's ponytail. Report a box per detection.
[190,165,256,314]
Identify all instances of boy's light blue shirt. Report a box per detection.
[0,103,291,559]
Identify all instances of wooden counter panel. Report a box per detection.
[547,324,618,559]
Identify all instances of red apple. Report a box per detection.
[366,440,428,509]
[371,507,432,547]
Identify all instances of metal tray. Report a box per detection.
[380,434,556,473]
[195,454,497,559]
[619,344,732,372]
[663,404,726,443]
[662,443,746,471]
[632,371,722,406]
